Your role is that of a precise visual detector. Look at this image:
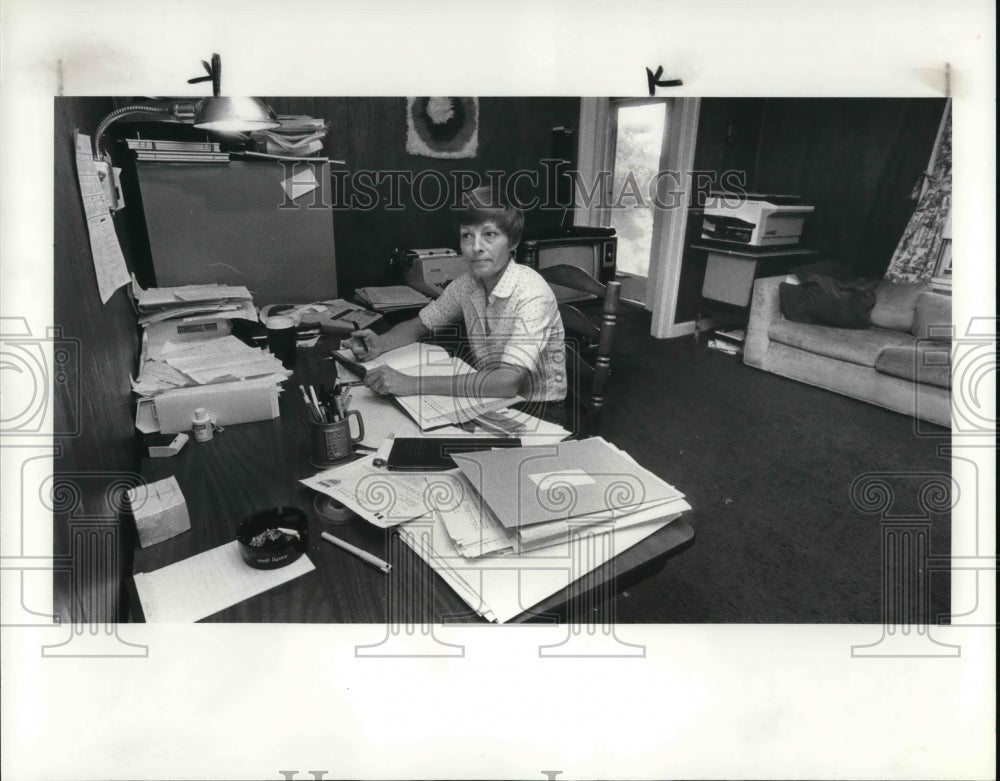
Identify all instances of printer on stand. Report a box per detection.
[701,193,814,247]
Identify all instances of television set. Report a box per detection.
[517,226,617,302]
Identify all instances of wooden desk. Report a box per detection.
[129,337,695,623]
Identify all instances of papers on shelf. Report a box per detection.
[131,275,256,326]
[332,343,522,429]
[133,541,315,622]
[131,275,252,312]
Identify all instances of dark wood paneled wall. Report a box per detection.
[674,97,946,323]
[265,97,581,296]
[753,98,946,277]
[53,98,143,622]
[675,98,765,322]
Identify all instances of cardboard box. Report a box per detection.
[135,379,281,434]
[126,476,191,548]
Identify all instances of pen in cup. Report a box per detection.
[321,531,391,574]
[299,384,323,423]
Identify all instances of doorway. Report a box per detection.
[575,97,700,336]
[608,99,668,306]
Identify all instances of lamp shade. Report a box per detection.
[194,96,280,131]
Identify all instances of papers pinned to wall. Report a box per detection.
[74,131,130,304]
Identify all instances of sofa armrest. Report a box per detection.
[744,276,786,367]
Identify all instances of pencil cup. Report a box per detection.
[309,410,364,468]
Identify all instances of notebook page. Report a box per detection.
[133,541,315,622]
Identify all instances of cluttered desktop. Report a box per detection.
[68,89,695,625]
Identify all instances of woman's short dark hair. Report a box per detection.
[457,185,525,248]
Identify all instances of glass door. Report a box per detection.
[608,100,668,306]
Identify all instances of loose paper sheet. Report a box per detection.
[301,457,434,528]
[133,541,315,622]
[281,167,319,201]
[333,344,522,429]
[74,131,130,304]
[397,509,678,623]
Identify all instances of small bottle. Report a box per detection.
[191,407,214,442]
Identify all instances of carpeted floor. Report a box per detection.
[594,304,951,623]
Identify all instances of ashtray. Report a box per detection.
[236,506,309,569]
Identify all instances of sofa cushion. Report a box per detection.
[911,291,953,342]
[779,275,876,328]
[876,344,952,388]
[869,280,930,332]
[788,259,857,281]
[769,319,916,367]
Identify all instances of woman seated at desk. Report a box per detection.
[347,185,567,424]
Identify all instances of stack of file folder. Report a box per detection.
[301,435,690,622]
[131,275,257,327]
[354,285,432,312]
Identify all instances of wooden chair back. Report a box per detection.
[539,264,621,438]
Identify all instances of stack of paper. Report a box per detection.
[249,115,330,158]
[301,434,691,623]
[132,275,256,326]
[354,285,432,312]
[133,335,289,395]
[333,342,523,429]
[131,278,290,433]
[395,501,685,623]
[407,438,689,621]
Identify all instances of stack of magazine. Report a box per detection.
[707,327,745,356]
[127,138,230,163]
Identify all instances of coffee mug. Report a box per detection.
[266,315,297,368]
[309,410,365,468]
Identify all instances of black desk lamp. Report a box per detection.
[91,53,279,209]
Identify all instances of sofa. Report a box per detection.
[744,275,952,427]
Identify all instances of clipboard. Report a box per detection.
[386,437,523,471]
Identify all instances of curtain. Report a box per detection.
[883,105,952,282]
[885,103,951,282]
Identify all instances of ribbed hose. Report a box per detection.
[92,104,170,159]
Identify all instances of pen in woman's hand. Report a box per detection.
[349,329,375,359]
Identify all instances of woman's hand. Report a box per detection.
[364,365,420,396]
[347,329,382,361]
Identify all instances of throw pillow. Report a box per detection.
[869,280,930,332]
[779,274,877,329]
[788,259,856,282]
[911,291,953,342]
